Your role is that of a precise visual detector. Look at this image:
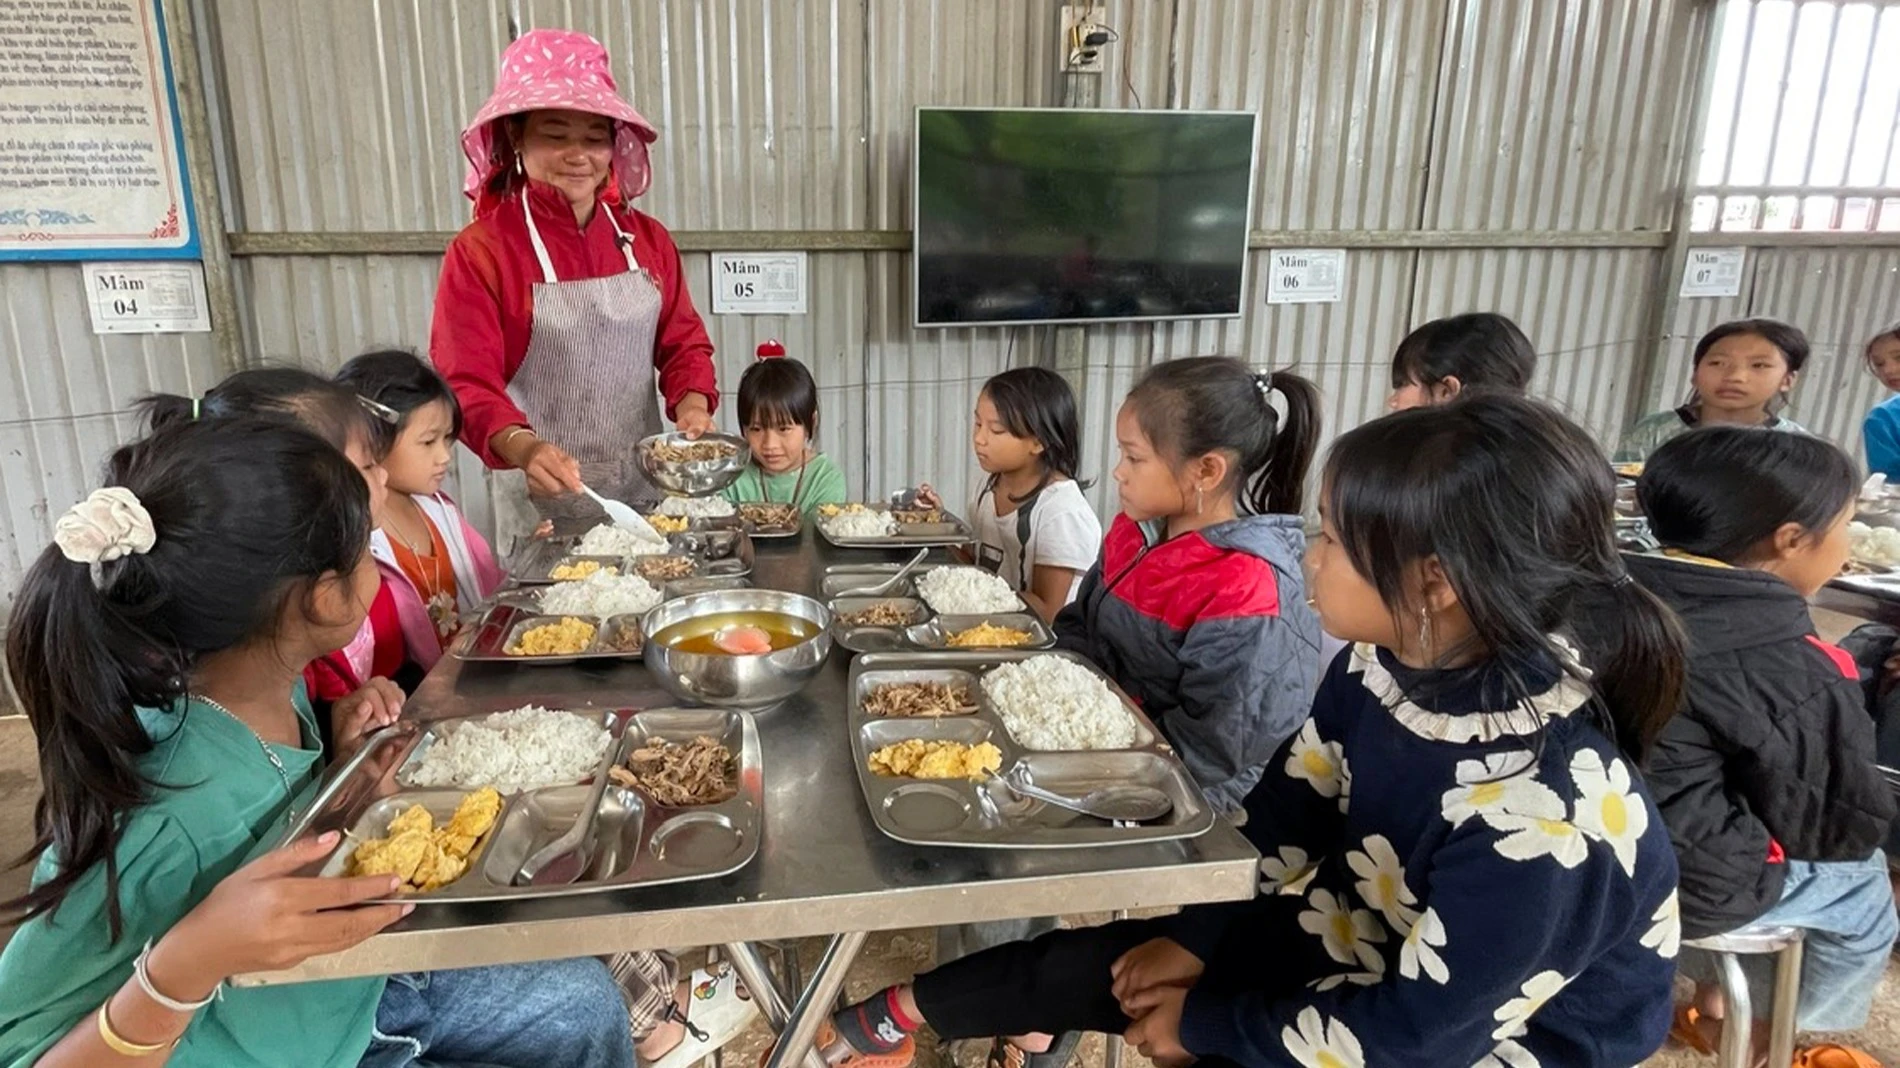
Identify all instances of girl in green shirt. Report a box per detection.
[722,345,849,516]
[0,415,633,1067]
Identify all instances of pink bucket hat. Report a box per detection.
[461,29,659,203]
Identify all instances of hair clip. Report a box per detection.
[756,339,787,361]
[356,395,401,424]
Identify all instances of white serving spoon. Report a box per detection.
[581,485,666,545]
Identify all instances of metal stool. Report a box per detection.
[1684,925,1805,1068]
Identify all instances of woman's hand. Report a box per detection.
[331,679,404,762]
[520,440,584,497]
[147,834,412,996]
[674,393,714,439]
[914,484,943,511]
[1110,938,1205,1012]
[1123,986,1195,1068]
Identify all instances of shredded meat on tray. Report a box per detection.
[647,440,736,464]
[739,503,798,528]
[863,681,976,718]
[609,736,737,806]
[837,601,920,628]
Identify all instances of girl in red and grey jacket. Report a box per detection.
[1055,357,1326,814]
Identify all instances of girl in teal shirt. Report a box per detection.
[0,415,632,1066]
[722,345,848,515]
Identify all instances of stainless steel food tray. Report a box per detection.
[450,604,647,664]
[505,528,752,586]
[821,563,1028,616]
[284,707,762,904]
[817,505,975,549]
[828,596,1055,655]
[733,504,802,539]
[847,651,1214,848]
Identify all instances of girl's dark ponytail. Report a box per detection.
[135,367,374,454]
[135,392,197,432]
[1576,570,1687,762]
[3,420,371,939]
[1248,371,1321,516]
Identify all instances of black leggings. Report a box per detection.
[911,919,1167,1040]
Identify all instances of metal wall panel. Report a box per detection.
[1426,0,1703,231]
[0,266,225,616]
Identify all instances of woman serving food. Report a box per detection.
[431,29,719,544]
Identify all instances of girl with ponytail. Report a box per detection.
[1053,356,1326,814]
[0,419,635,1066]
[793,392,1687,1068]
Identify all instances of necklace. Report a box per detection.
[389,505,459,641]
[191,694,294,799]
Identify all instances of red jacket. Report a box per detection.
[430,180,720,467]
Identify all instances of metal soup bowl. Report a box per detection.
[636,432,751,496]
[642,589,833,710]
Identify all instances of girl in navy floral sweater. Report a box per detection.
[799,394,1687,1068]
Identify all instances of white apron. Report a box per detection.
[490,195,665,549]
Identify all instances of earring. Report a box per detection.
[1417,607,1433,658]
[1195,486,1205,516]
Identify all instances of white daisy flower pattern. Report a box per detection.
[1439,753,1554,828]
[1398,905,1450,984]
[1260,846,1320,896]
[1568,750,1650,877]
[1485,807,1592,869]
[1298,889,1386,970]
[1310,969,1382,992]
[1280,1007,1366,1068]
[1492,971,1571,1042]
[1640,889,1681,959]
[1473,1039,1541,1068]
[1346,834,1417,929]
[1337,754,1354,814]
[1286,719,1346,798]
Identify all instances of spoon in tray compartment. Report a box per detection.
[513,743,620,887]
[988,764,1174,824]
[836,548,930,598]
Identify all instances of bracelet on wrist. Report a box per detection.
[135,938,222,1013]
[96,1003,176,1057]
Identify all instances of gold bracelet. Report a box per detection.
[500,425,536,450]
[96,1002,176,1057]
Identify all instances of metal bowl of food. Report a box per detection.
[642,589,832,710]
[636,432,751,497]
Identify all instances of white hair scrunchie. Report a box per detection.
[54,487,157,585]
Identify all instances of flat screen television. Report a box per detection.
[913,107,1258,328]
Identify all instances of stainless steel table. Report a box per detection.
[235,533,1260,1068]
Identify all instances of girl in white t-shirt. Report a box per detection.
[920,368,1102,621]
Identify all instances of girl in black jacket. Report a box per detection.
[1631,426,1897,1056]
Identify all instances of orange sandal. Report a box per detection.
[1792,1044,1882,1068]
[1668,1004,1719,1056]
[758,1019,916,1068]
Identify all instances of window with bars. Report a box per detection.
[1692,0,1900,232]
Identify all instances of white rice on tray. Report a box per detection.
[407,705,612,791]
[822,509,897,539]
[576,522,666,557]
[916,566,1022,614]
[538,569,662,619]
[981,655,1139,751]
[654,496,736,519]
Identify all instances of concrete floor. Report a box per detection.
[0,606,1894,1065]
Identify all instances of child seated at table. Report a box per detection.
[915,367,1102,622]
[1615,318,1810,466]
[789,394,1685,1068]
[1049,357,1323,815]
[0,418,634,1067]
[722,341,848,515]
[337,349,505,673]
[1627,427,1897,1063]
[1385,311,1537,411]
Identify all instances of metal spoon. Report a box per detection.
[580,485,665,545]
[995,765,1174,823]
[514,743,619,886]
[836,548,930,598]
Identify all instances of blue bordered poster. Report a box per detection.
[0,0,200,260]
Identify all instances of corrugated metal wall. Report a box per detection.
[4,0,1899,614]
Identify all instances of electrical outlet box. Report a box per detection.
[1061,4,1108,73]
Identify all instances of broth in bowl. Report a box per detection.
[652,611,821,656]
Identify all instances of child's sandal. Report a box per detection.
[1792,1044,1882,1068]
[1667,1004,1718,1056]
[758,1019,915,1068]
